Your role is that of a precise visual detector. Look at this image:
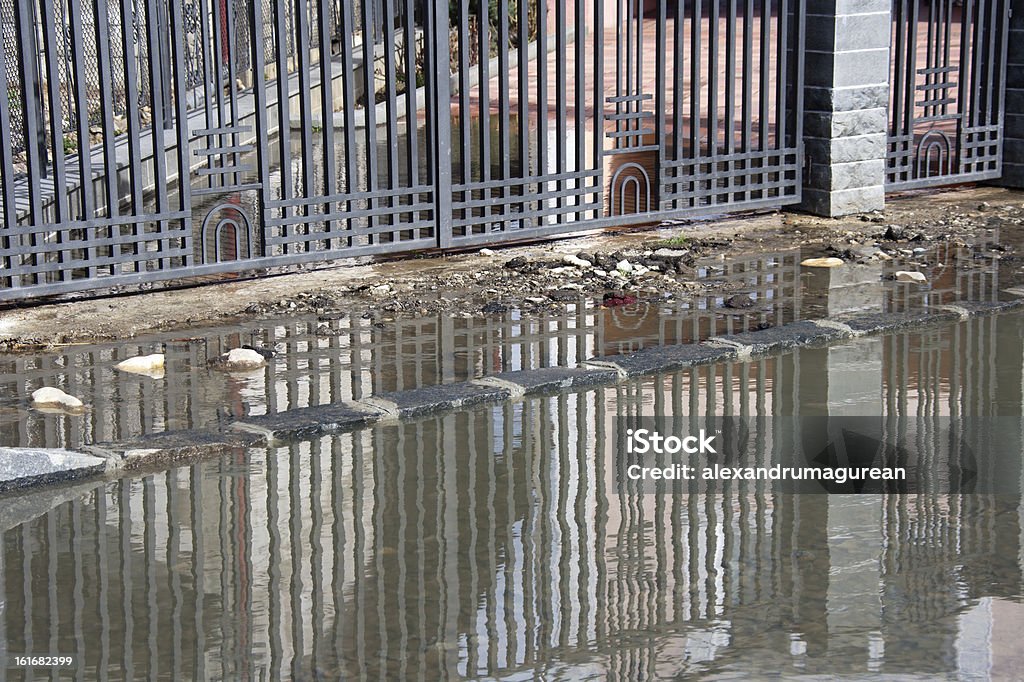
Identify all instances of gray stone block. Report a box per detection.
[597,343,739,377]
[377,382,512,419]
[799,185,885,217]
[806,49,890,91]
[489,366,619,394]
[804,84,889,112]
[807,133,887,165]
[833,12,892,51]
[832,48,890,88]
[804,108,888,139]
[804,158,884,192]
[235,403,380,441]
[840,310,962,334]
[0,448,107,493]
[806,0,889,14]
[999,161,1024,188]
[89,429,264,470]
[1000,133,1024,164]
[713,321,852,354]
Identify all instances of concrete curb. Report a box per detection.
[24,299,1022,490]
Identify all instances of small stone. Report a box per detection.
[215,348,267,372]
[800,257,845,268]
[505,256,529,270]
[652,248,689,259]
[548,289,578,302]
[616,259,633,273]
[895,271,927,284]
[369,284,392,297]
[574,252,596,264]
[241,345,277,360]
[561,253,592,268]
[883,225,905,241]
[479,248,496,256]
[481,301,508,314]
[115,354,165,378]
[724,294,755,309]
[30,387,84,413]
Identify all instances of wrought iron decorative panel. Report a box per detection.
[887,0,1010,190]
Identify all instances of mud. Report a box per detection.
[1,185,1021,350]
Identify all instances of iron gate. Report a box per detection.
[887,0,1010,189]
[0,0,805,301]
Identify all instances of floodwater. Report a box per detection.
[1,232,1023,679]
[0,232,1016,452]
[3,306,1024,679]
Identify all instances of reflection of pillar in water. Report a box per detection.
[786,333,886,664]
[826,339,884,666]
[804,262,884,318]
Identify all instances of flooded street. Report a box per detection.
[0,230,1015,452]
[1,211,1023,679]
[3,0,1024,675]
[3,302,1024,678]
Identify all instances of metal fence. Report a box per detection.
[886,0,1010,189]
[0,0,806,302]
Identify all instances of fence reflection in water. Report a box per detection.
[0,249,804,450]
[0,235,1005,452]
[2,312,1024,678]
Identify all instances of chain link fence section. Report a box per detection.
[1,0,23,154]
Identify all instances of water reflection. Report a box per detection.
[2,312,1024,679]
[0,234,1012,452]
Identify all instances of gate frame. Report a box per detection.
[886,0,1011,191]
[0,0,809,303]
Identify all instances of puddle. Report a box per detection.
[3,311,1024,678]
[0,233,1017,451]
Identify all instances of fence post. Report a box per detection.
[431,0,453,249]
[1000,0,1024,186]
[797,0,890,217]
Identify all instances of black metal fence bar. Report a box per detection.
[1,0,813,302]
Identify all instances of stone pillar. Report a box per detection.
[1000,0,1024,186]
[799,0,890,217]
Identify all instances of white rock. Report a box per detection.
[561,254,592,268]
[115,354,165,378]
[653,248,689,258]
[479,248,496,256]
[800,257,845,268]
[217,348,267,372]
[616,259,633,273]
[369,284,392,297]
[30,387,84,412]
[895,270,927,284]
